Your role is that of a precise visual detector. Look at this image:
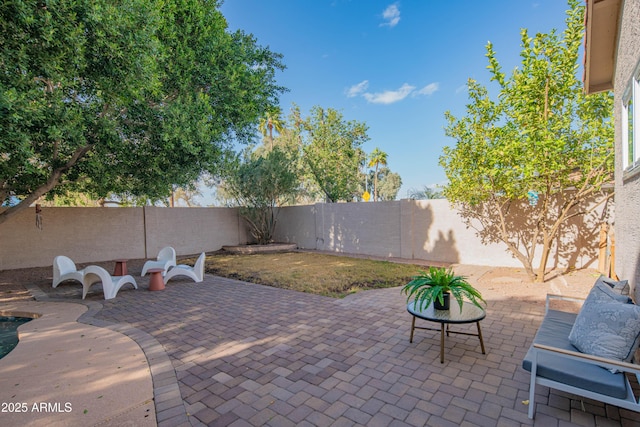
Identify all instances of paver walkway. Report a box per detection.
[2,259,639,427]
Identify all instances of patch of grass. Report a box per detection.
[202,251,430,298]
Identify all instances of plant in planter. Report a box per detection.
[402,266,486,311]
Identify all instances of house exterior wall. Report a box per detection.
[613,0,640,302]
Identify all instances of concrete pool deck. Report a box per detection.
[0,300,155,427]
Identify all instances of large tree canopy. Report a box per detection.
[0,0,284,224]
[439,0,613,282]
[299,106,369,203]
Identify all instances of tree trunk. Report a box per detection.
[535,237,553,283]
[0,144,93,226]
[374,164,379,201]
[504,241,537,282]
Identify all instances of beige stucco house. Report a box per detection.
[584,0,640,301]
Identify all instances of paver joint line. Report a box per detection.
[9,264,636,426]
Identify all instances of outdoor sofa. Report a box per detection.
[523,275,640,419]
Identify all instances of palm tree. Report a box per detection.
[368,148,388,201]
[258,106,284,149]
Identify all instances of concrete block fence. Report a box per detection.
[1,200,602,271]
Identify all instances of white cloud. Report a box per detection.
[346,80,369,97]
[415,82,439,96]
[347,80,439,105]
[380,3,400,28]
[363,83,415,104]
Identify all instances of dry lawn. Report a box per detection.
[202,251,430,298]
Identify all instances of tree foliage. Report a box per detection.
[0,0,284,225]
[377,169,402,201]
[222,147,299,244]
[368,147,388,201]
[362,167,401,201]
[259,106,284,149]
[439,0,614,282]
[299,106,369,202]
[407,186,444,200]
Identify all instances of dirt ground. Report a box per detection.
[460,264,600,299]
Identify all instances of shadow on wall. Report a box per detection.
[324,206,380,255]
[431,230,460,263]
[555,197,613,271]
[457,193,609,272]
[413,201,460,264]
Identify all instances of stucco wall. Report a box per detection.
[0,206,245,270]
[274,199,605,270]
[0,207,146,270]
[1,198,606,271]
[273,205,318,249]
[144,207,246,259]
[614,0,640,302]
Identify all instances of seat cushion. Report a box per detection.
[522,310,628,399]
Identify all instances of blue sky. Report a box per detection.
[217,0,574,200]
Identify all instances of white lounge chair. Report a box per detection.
[82,265,138,300]
[52,255,85,288]
[141,246,176,277]
[164,252,205,284]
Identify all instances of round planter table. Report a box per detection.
[407,300,486,363]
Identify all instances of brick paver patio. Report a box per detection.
[23,263,638,427]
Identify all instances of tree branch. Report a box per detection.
[0,144,94,226]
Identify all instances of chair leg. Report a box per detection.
[409,316,416,343]
[476,322,486,354]
[528,356,538,419]
[440,324,445,363]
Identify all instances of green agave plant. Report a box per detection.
[402,266,486,311]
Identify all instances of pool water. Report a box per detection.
[0,316,32,359]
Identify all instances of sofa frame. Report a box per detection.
[524,294,640,419]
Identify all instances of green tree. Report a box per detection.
[0,0,284,225]
[301,106,369,202]
[368,148,388,201]
[439,0,613,282]
[170,186,202,207]
[375,167,402,201]
[259,106,285,150]
[222,147,299,244]
[39,192,102,207]
[408,186,445,200]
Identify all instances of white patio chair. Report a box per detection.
[82,265,138,300]
[52,255,85,288]
[164,252,205,284]
[141,246,176,277]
